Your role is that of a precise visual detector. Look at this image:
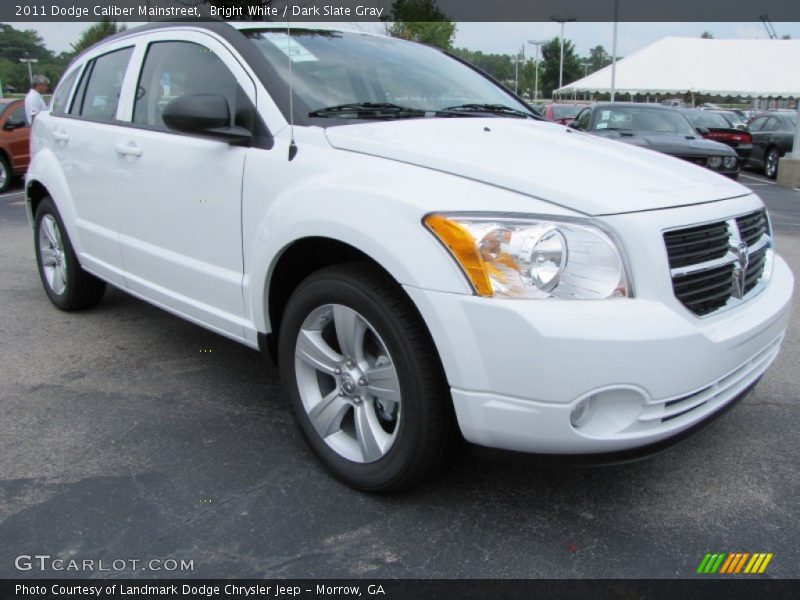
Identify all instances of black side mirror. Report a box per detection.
[3,118,26,130]
[162,94,251,146]
[695,126,710,135]
[567,120,580,129]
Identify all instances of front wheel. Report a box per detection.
[278,262,459,492]
[34,196,106,311]
[764,147,780,179]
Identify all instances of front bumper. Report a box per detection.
[404,254,793,454]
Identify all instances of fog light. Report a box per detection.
[723,156,738,169]
[570,396,595,429]
[708,156,723,169]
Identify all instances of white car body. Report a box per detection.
[27,22,793,459]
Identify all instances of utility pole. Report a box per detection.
[527,40,547,101]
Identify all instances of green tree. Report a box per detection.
[0,23,66,92]
[70,20,126,56]
[386,0,456,50]
[540,37,582,97]
[701,31,714,39]
[587,45,612,73]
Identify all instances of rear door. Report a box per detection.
[54,44,137,285]
[747,116,771,166]
[113,32,256,339]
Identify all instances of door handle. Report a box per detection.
[114,142,143,158]
[53,130,69,143]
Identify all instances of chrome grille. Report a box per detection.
[664,209,772,317]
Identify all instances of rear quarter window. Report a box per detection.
[51,67,82,116]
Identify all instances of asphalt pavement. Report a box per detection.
[1,171,798,579]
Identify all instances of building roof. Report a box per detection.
[557,37,800,98]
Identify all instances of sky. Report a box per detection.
[9,20,800,57]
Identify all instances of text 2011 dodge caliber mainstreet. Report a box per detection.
[26,22,793,491]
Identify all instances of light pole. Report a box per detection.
[20,57,38,87]
[611,0,619,102]
[513,45,525,95]
[551,16,576,97]
[527,40,547,101]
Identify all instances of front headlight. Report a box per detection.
[723,156,738,169]
[708,156,723,169]
[424,213,631,300]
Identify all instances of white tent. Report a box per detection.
[557,37,800,99]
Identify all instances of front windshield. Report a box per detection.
[683,110,731,128]
[244,29,534,119]
[590,106,696,136]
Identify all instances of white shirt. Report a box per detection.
[25,88,47,125]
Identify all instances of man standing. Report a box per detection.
[24,75,50,125]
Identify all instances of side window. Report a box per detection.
[747,117,765,132]
[577,109,591,130]
[71,47,134,122]
[51,67,81,116]
[133,41,243,130]
[761,117,778,132]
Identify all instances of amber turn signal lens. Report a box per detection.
[424,214,493,296]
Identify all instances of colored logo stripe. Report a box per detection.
[697,553,773,574]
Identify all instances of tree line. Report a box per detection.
[0,21,124,93]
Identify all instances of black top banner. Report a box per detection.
[3,0,800,23]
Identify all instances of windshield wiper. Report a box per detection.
[440,103,536,119]
[309,102,426,119]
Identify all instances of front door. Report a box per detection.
[114,34,256,339]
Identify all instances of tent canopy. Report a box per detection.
[557,37,800,99]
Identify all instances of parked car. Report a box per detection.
[708,109,747,130]
[679,108,752,161]
[745,112,798,178]
[570,103,741,178]
[26,22,793,491]
[0,98,31,192]
[542,103,587,125]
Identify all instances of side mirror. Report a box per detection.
[162,94,251,146]
[695,126,710,135]
[567,120,580,129]
[3,118,26,130]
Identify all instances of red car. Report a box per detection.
[0,98,31,192]
[542,103,587,125]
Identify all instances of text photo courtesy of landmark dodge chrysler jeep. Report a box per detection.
[26,22,793,491]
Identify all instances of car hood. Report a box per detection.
[325,118,749,216]
[591,130,737,157]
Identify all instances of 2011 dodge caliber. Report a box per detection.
[26,22,793,491]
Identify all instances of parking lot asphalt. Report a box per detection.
[1,172,798,580]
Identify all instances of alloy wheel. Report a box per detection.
[38,214,68,295]
[766,150,779,178]
[294,304,402,463]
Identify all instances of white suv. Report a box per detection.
[27,22,793,491]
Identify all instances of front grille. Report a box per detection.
[663,209,772,317]
[664,221,730,268]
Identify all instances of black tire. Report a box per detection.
[278,262,460,492]
[764,147,780,179]
[0,154,10,193]
[34,196,106,311]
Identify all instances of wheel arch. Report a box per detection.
[263,236,415,364]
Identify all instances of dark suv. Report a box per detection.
[0,99,31,192]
